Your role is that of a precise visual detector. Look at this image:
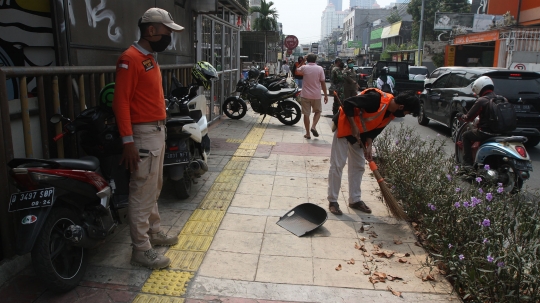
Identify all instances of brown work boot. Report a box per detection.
[130,248,170,269]
[149,231,178,247]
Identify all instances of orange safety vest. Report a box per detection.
[337,88,395,138]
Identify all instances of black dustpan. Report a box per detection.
[276,203,328,236]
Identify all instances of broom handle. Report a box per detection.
[332,91,383,182]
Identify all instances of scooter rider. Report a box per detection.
[456,76,499,171]
[113,7,181,269]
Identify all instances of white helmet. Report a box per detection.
[471,76,494,95]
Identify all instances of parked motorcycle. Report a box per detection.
[455,117,533,192]
[165,84,209,199]
[7,106,129,292]
[222,77,302,125]
[258,72,292,91]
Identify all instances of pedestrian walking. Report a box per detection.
[327,89,420,215]
[343,58,359,99]
[268,62,276,76]
[292,56,305,88]
[297,53,328,139]
[330,58,345,115]
[112,7,182,269]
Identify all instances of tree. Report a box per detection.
[407,0,470,44]
[387,10,402,24]
[250,0,279,31]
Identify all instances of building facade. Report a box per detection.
[328,0,342,12]
[321,3,348,40]
[349,0,376,9]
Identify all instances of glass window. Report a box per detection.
[445,73,468,88]
[432,74,450,88]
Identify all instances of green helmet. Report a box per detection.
[99,83,115,108]
[192,61,218,90]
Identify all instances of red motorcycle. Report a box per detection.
[7,107,129,292]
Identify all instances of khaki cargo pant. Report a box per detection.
[128,124,165,251]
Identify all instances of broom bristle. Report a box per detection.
[372,169,408,220]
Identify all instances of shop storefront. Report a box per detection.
[445,30,499,67]
[387,50,417,65]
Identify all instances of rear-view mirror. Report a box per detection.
[50,114,63,124]
[424,83,432,89]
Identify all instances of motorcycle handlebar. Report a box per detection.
[53,132,65,142]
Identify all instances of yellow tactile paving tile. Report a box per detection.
[217,169,246,177]
[224,161,249,170]
[198,198,232,210]
[189,209,226,222]
[225,138,244,143]
[238,142,259,149]
[170,235,213,251]
[133,293,185,303]
[214,174,243,184]
[259,141,276,145]
[165,250,205,271]
[204,191,235,201]
[233,149,256,157]
[180,221,220,236]
[141,270,193,296]
[209,182,239,192]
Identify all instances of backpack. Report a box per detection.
[486,95,517,134]
[380,80,392,94]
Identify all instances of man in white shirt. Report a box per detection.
[298,53,328,139]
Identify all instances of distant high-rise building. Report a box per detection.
[328,0,342,12]
[349,0,376,9]
[321,3,347,40]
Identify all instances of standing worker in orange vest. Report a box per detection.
[113,7,182,269]
[292,56,305,88]
[327,89,420,215]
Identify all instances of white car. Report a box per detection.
[408,66,429,81]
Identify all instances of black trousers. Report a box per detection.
[462,129,494,166]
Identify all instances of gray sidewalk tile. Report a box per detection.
[312,258,373,289]
[236,182,274,196]
[255,255,313,285]
[269,196,305,210]
[271,185,308,198]
[220,213,268,233]
[260,233,312,258]
[209,230,263,254]
[309,220,359,239]
[311,237,366,260]
[198,250,258,281]
[273,175,307,187]
[264,216,291,235]
[231,193,271,209]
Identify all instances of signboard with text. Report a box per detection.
[284,35,299,50]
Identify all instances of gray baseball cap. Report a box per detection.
[141,8,184,32]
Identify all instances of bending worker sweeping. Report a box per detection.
[327,88,420,216]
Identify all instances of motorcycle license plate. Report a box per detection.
[8,187,54,212]
[165,151,189,163]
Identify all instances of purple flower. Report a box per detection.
[459,254,465,260]
[428,203,436,211]
[484,164,491,170]
[486,206,491,211]
[446,174,452,181]
[455,187,461,193]
[448,243,453,249]
[476,177,482,183]
[486,193,493,201]
[497,187,504,194]
[406,136,410,140]
[454,202,461,208]
[487,255,494,262]
[482,219,491,227]
[478,188,484,194]
[471,197,481,206]
[498,182,503,187]
[483,238,489,244]
[497,261,505,267]
[463,201,470,208]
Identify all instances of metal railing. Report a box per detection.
[0,64,196,259]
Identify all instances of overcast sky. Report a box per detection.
[269,0,397,44]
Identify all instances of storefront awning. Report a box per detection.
[381,22,402,39]
[452,30,499,45]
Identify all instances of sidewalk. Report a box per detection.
[0,96,460,303]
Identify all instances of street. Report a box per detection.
[392,116,540,193]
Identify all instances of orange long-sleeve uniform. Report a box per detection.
[112,44,166,144]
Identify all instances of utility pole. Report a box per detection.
[417,0,425,66]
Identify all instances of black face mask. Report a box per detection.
[393,110,405,118]
[144,34,171,52]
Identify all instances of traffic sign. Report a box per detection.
[284,35,299,50]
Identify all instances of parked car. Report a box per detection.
[354,66,373,89]
[408,66,429,80]
[423,66,465,87]
[368,61,425,94]
[418,67,540,147]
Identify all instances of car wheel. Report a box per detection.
[451,116,462,143]
[524,136,540,148]
[417,103,430,126]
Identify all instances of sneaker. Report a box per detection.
[149,231,178,247]
[130,248,170,269]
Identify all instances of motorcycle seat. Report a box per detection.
[266,88,296,98]
[167,116,195,125]
[482,136,528,144]
[50,156,100,171]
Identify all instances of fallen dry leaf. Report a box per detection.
[405,253,411,257]
[393,237,403,245]
[335,264,342,271]
[375,258,385,262]
[412,222,418,228]
[388,286,402,297]
[374,250,395,258]
[359,236,367,241]
[369,275,381,284]
[388,275,403,281]
[363,263,369,269]
[363,252,371,257]
[362,269,370,275]
[422,274,435,281]
[355,242,361,250]
[398,258,408,263]
[374,271,387,279]
[359,225,365,233]
[414,241,422,247]
[347,258,355,265]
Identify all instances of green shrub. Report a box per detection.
[374,123,540,302]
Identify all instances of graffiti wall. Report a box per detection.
[0,0,55,99]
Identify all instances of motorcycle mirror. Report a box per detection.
[50,114,63,124]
